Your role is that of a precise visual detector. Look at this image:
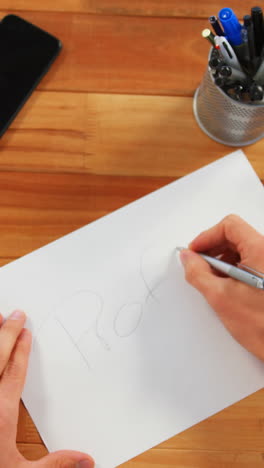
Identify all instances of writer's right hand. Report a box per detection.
[0,310,95,468]
[180,214,264,361]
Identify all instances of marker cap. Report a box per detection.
[243,14,251,28]
[251,6,263,18]
[219,7,242,45]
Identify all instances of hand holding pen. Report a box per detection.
[178,215,264,362]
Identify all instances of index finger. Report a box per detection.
[189,215,263,258]
[0,310,26,376]
[0,328,32,405]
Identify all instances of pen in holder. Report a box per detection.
[193,49,264,147]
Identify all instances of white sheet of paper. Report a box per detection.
[1,150,264,468]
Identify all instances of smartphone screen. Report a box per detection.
[0,14,62,136]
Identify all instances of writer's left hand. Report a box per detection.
[0,310,94,468]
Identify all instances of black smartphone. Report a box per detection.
[0,14,62,136]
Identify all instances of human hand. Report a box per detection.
[179,214,264,361]
[0,310,95,468]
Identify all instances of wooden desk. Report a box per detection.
[1,2,263,467]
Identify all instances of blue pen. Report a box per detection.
[218,8,242,46]
[218,7,250,72]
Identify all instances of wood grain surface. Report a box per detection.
[0,1,252,18]
[0,2,263,467]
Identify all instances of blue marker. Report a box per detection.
[218,7,242,46]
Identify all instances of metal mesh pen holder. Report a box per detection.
[193,67,264,146]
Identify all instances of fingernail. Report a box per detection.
[76,459,94,468]
[10,310,25,320]
[180,249,190,266]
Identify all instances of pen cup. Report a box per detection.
[193,61,264,146]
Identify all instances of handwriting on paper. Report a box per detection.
[35,245,179,370]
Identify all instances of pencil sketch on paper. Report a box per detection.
[34,245,179,370]
[113,302,143,338]
[53,289,111,370]
[139,245,170,303]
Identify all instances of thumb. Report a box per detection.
[35,450,95,468]
[180,249,220,297]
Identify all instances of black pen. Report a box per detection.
[234,84,246,101]
[209,56,224,69]
[243,14,258,74]
[244,15,256,62]
[219,64,248,83]
[251,6,264,57]
[214,76,226,88]
[249,81,264,100]
[209,16,225,36]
